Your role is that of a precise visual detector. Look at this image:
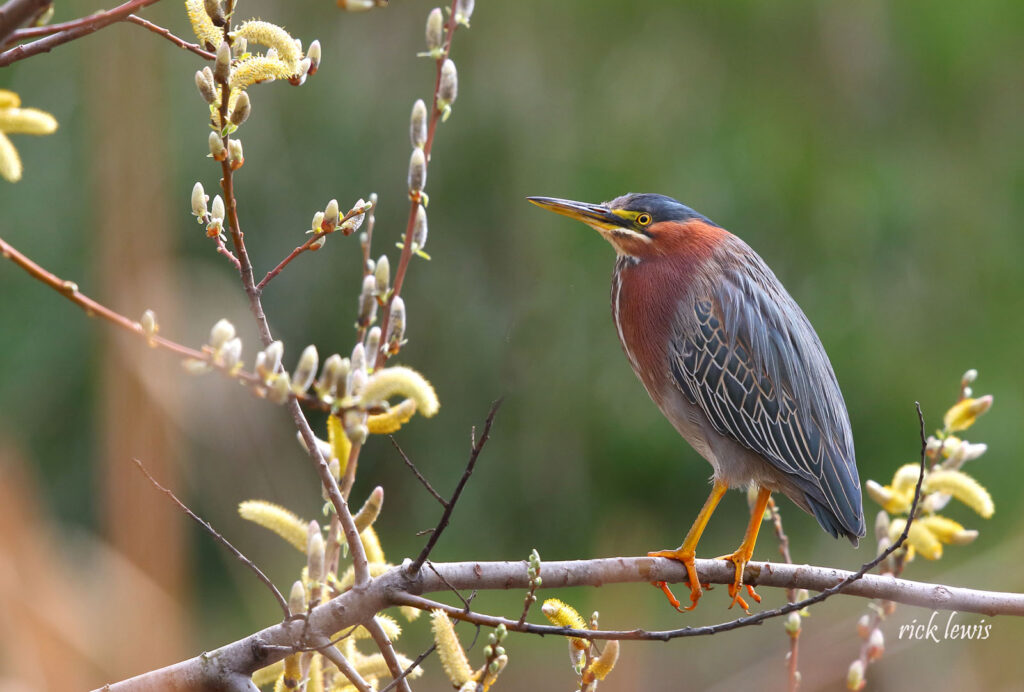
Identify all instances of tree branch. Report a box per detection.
[0,0,50,45]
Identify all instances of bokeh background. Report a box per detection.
[1,0,1023,689]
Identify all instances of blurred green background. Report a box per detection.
[1,0,1022,689]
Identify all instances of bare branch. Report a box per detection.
[132,458,290,619]
[389,435,448,508]
[126,14,215,60]
[0,0,51,45]
[409,399,501,572]
[364,617,413,692]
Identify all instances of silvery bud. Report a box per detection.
[307,212,324,234]
[209,131,226,160]
[411,99,427,148]
[220,337,242,370]
[425,8,444,54]
[256,340,284,380]
[962,368,978,384]
[866,628,885,662]
[292,345,319,394]
[209,318,235,349]
[295,430,332,460]
[350,342,366,376]
[408,147,427,195]
[204,0,226,26]
[195,69,216,104]
[412,205,428,252]
[455,0,474,26]
[210,194,225,221]
[191,182,208,217]
[324,199,340,231]
[307,532,325,583]
[365,326,381,360]
[386,296,406,353]
[234,36,247,54]
[358,275,378,327]
[307,40,321,75]
[348,367,367,399]
[267,372,292,404]
[214,41,231,84]
[374,255,390,295]
[438,59,458,107]
[288,580,306,616]
[316,354,344,396]
[343,409,369,445]
[340,198,367,234]
[228,138,243,169]
[339,0,374,11]
[230,91,251,126]
[141,309,158,338]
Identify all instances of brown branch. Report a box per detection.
[0,0,162,66]
[0,0,50,45]
[126,14,215,60]
[364,617,413,692]
[132,458,290,619]
[388,435,448,508]
[408,399,501,573]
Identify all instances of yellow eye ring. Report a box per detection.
[636,213,652,226]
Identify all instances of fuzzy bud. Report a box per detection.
[412,205,428,252]
[292,345,318,394]
[288,580,306,616]
[408,147,427,195]
[214,41,231,84]
[455,0,474,27]
[220,337,242,370]
[365,327,381,360]
[784,611,801,636]
[411,99,427,149]
[962,368,978,384]
[386,296,406,353]
[268,373,291,404]
[256,340,284,379]
[230,91,251,126]
[438,59,458,108]
[191,182,208,217]
[846,660,865,691]
[350,342,367,377]
[209,131,226,161]
[343,409,369,445]
[316,353,345,398]
[209,318,235,350]
[866,628,884,662]
[425,8,444,55]
[307,532,325,583]
[856,614,872,639]
[374,255,390,295]
[204,0,226,26]
[358,275,378,327]
[195,69,217,104]
[338,0,375,11]
[340,198,368,234]
[295,430,333,460]
[323,199,340,232]
[307,39,321,75]
[209,197,224,224]
[228,138,243,170]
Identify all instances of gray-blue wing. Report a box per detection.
[669,260,865,542]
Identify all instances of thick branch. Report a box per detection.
[96,555,1024,690]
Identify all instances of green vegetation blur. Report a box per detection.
[1,0,1022,689]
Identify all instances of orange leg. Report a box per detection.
[715,486,772,612]
[648,480,728,611]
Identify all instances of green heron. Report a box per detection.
[529,193,865,611]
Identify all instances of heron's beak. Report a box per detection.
[527,196,626,232]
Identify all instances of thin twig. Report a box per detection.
[378,645,436,692]
[426,561,472,610]
[389,435,447,507]
[131,458,289,618]
[0,0,162,66]
[0,0,51,45]
[364,617,413,692]
[409,399,502,573]
[126,14,215,60]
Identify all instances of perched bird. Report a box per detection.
[528,193,865,611]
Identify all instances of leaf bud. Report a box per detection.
[256,340,284,379]
[295,430,333,460]
[412,205,428,252]
[221,337,242,370]
[230,91,251,126]
[288,580,306,616]
[195,69,217,104]
[204,0,226,26]
[438,59,458,113]
[374,255,390,295]
[365,327,381,361]
[343,409,369,445]
[209,318,235,349]
[268,372,292,404]
[307,39,321,75]
[455,0,474,27]
[338,0,375,11]
[408,147,427,195]
[340,198,368,234]
[191,182,208,217]
[962,368,978,384]
[228,138,244,170]
[411,99,427,149]
[307,532,326,583]
[846,660,865,691]
[292,344,319,394]
[141,309,158,339]
[425,8,444,56]
[866,628,884,662]
[316,353,345,398]
[358,275,378,327]
[209,131,226,161]
[386,296,406,353]
[323,199,340,232]
[784,611,801,636]
[350,342,367,376]
[214,41,231,84]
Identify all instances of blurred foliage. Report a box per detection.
[1,0,1023,689]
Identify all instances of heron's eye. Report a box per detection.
[636,213,652,226]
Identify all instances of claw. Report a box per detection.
[715,550,761,612]
[648,549,703,611]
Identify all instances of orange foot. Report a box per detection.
[647,549,708,612]
[714,548,762,613]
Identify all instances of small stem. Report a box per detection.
[126,14,215,60]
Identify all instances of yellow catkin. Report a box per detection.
[431,610,473,686]
[283,652,302,688]
[229,55,296,91]
[307,652,324,692]
[541,599,589,650]
[587,639,619,681]
[355,653,421,681]
[335,561,392,591]
[185,0,222,48]
[890,463,922,496]
[0,132,22,182]
[924,469,994,518]
[889,518,942,560]
[367,398,418,434]
[917,515,967,544]
[944,396,993,433]
[251,659,285,687]
[238,500,308,552]
[359,367,439,417]
[0,107,58,135]
[345,614,402,642]
[328,414,351,478]
[352,487,383,532]
[0,90,20,108]
[233,20,301,70]
[360,526,386,564]
[399,605,422,622]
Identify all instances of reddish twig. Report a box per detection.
[388,435,448,508]
[0,0,51,45]
[127,14,215,60]
[0,0,162,66]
